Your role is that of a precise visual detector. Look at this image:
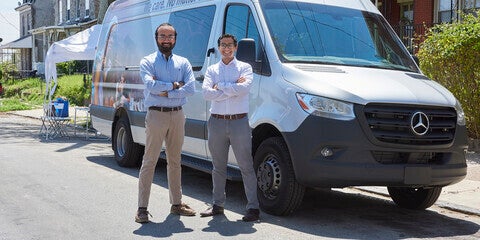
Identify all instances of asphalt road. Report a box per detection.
[0,112,479,240]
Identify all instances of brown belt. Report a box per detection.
[211,113,247,120]
[149,106,182,112]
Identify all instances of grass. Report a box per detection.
[0,98,36,112]
[0,74,89,112]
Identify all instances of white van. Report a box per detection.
[90,0,468,215]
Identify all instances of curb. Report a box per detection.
[354,187,480,217]
[435,201,480,217]
[6,111,41,120]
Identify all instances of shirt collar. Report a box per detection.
[157,50,173,61]
[220,57,237,67]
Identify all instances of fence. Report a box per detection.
[390,23,434,53]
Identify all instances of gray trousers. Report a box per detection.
[207,116,259,210]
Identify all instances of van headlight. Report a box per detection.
[455,101,466,126]
[296,93,355,120]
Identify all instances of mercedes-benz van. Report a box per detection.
[90,0,468,215]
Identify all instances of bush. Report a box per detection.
[2,77,44,105]
[0,62,17,80]
[57,60,91,75]
[417,11,480,139]
[55,74,91,106]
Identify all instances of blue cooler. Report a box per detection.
[53,98,69,117]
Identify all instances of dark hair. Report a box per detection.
[217,34,237,46]
[154,22,177,39]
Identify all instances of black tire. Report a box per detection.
[112,117,144,167]
[254,137,305,216]
[387,186,442,210]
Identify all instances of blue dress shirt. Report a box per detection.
[140,50,195,108]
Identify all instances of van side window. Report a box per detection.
[225,5,271,76]
[103,20,158,72]
[169,6,216,71]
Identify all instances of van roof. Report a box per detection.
[105,0,216,23]
[104,0,380,24]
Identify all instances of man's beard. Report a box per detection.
[157,42,175,54]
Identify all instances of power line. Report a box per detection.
[0,12,19,31]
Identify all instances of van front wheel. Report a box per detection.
[113,117,144,167]
[254,137,305,216]
[387,186,442,210]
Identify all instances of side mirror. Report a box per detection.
[236,38,257,70]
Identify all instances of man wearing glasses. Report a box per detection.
[135,22,196,223]
[200,34,260,222]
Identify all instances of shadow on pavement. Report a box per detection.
[4,113,477,239]
[133,214,194,238]
[86,155,480,239]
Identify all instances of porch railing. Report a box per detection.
[390,23,435,53]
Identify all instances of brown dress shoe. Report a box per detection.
[135,208,152,223]
[170,203,196,216]
[200,205,224,217]
[242,208,260,222]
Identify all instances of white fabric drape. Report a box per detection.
[44,24,101,103]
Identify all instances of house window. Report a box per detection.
[438,0,458,23]
[27,13,31,31]
[85,0,90,17]
[464,0,480,10]
[58,0,63,24]
[67,0,71,21]
[22,15,26,36]
[76,0,80,19]
[401,3,414,23]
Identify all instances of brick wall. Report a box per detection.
[414,0,434,25]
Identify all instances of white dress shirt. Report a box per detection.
[202,58,253,115]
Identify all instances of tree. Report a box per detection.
[417,11,480,139]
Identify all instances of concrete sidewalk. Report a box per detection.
[7,108,480,217]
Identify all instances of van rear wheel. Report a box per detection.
[254,137,305,216]
[113,117,144,167]
[387,186,442,210]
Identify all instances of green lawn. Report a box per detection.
[0,74,90,112]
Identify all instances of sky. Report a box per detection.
[0,1,20,45]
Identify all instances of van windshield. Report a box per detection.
[261,1,419,72]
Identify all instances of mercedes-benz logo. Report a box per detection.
[410,111,429,136]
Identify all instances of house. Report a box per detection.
[373,0,480,52]
[0,0,100,77]
[30,0,100,75]
[0,0,37,76]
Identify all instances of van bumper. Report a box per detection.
[283,115,468,188]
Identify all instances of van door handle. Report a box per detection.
[195,75,204,82]
[207,48,215,57]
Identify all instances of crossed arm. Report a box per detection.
[202,66,252,101]
[140,59,195,98]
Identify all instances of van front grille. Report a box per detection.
[372,151,444,164]
[363,104,457,145]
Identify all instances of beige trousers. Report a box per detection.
[138,109,185,208]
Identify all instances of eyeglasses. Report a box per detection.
[219,43,235,49]
[157,35,176,40]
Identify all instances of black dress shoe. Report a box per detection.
[200,205,224,217]
[242,208,260,222]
